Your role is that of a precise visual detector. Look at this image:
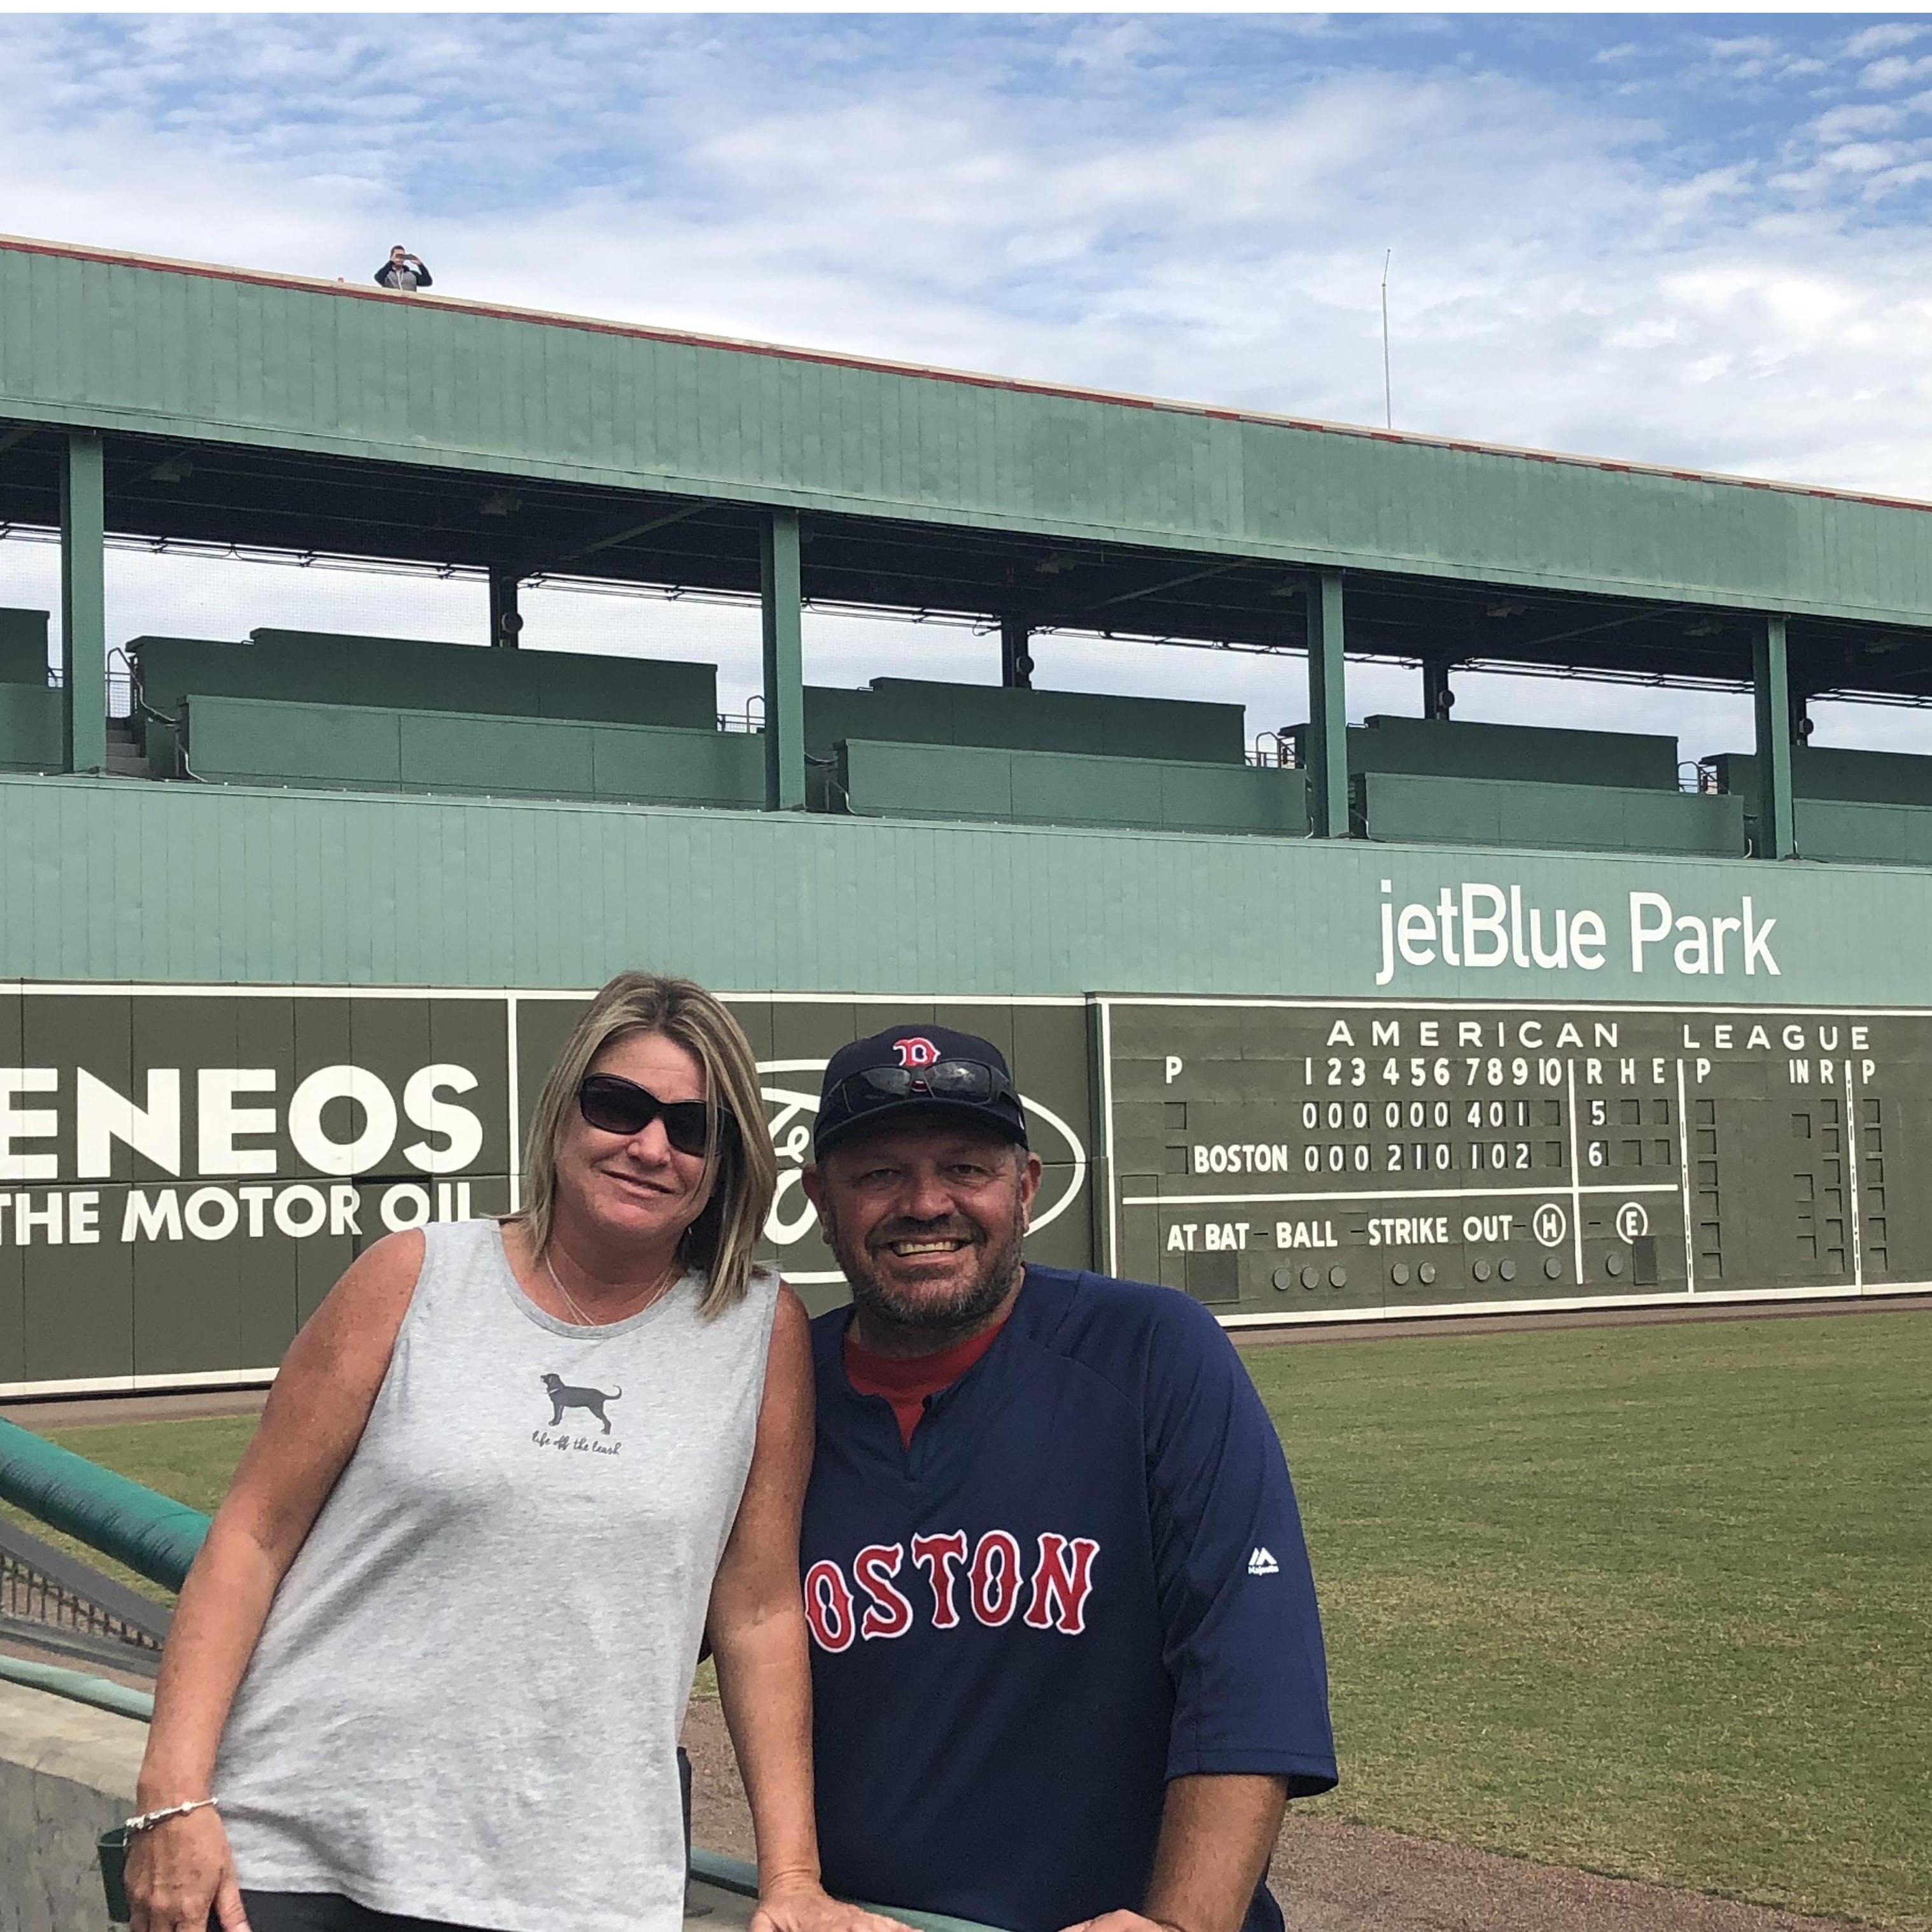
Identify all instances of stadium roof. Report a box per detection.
[6,232,1932,700]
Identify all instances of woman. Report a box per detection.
[128,972,886,1932]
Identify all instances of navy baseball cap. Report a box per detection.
[813,1024,1030,1161]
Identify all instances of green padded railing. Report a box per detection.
[0,1417,211,1592]
[0,1651,156,1723]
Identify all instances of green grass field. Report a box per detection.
[1246,1312,1931,1929]
[11,1310,1928,1928]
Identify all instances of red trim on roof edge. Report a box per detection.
[6,230,1932,521]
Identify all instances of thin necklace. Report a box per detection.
[542,1249,678,1329]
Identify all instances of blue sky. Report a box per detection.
[7,12,1932,754]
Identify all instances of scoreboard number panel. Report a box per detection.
[1101,999,1914,1320]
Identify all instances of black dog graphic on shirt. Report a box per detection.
[540,1372,622,1434]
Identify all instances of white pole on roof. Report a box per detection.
[1381,250,1393,431]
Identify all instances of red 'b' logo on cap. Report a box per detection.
[893,1036,941,1068]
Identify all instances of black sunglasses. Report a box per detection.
[578,1074,738,1158]
[834,1058,1014,1112]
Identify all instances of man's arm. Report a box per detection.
[410,260,433,286]
[1143,1774,1288,1932]
[1060,1774,1286,1932]
[1132,1295,1336,1932]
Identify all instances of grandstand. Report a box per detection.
[5,230,1932,1392]
[8,233,1932,850]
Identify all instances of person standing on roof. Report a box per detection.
[797,1023,1336,1932]
[374,246,432,291]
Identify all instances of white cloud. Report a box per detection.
[1844,23,1928,61]
[1858,52,1932,92]
[1812,102,1904,141]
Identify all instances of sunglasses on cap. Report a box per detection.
[577,1074,738,1159]
[832,1058,1015,1113]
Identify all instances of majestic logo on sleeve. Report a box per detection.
[806,1531,1099,1651]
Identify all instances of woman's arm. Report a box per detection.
[706,1286,900,1932]
[708,1285,820,1900]
[127,1231,424,1932]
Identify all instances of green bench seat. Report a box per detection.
[1292,715,1685,790]
[173,694,763,808]
[806,678,1246,764]
[1712,746,1932,809]
[130,631,718,748]
[832,738,1308,836]
[0,607,50,687]
[1356,771,1744,856]
[1786,801,1932,865]
[0,683,61,773]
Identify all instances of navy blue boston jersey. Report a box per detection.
[803,1266,1336,1932]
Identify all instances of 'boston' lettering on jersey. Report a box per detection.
[805,1531,1100,1648]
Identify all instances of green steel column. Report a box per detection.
[1306,569,1349,837]
[760,510,806,811]
[1752,613,1796,858]
[60,433,108,776]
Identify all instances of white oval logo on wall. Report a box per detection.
[758,1059,1088,1286]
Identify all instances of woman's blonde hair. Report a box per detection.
[511,972,776,1319]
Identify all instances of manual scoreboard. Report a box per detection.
[1101,998,1911,1320]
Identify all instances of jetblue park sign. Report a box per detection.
[1375,879,1780,985]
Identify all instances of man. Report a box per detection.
[799,1025,1336,1932]
[374,246,433,291]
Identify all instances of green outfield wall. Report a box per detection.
[0,775,1926,1394]
[2,774,1928,1004]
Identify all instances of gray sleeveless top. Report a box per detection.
[216,1220,781,1932]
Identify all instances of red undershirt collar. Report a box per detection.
[843,1314,1011,1448]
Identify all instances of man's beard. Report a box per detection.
[824,1195,1028,1338]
